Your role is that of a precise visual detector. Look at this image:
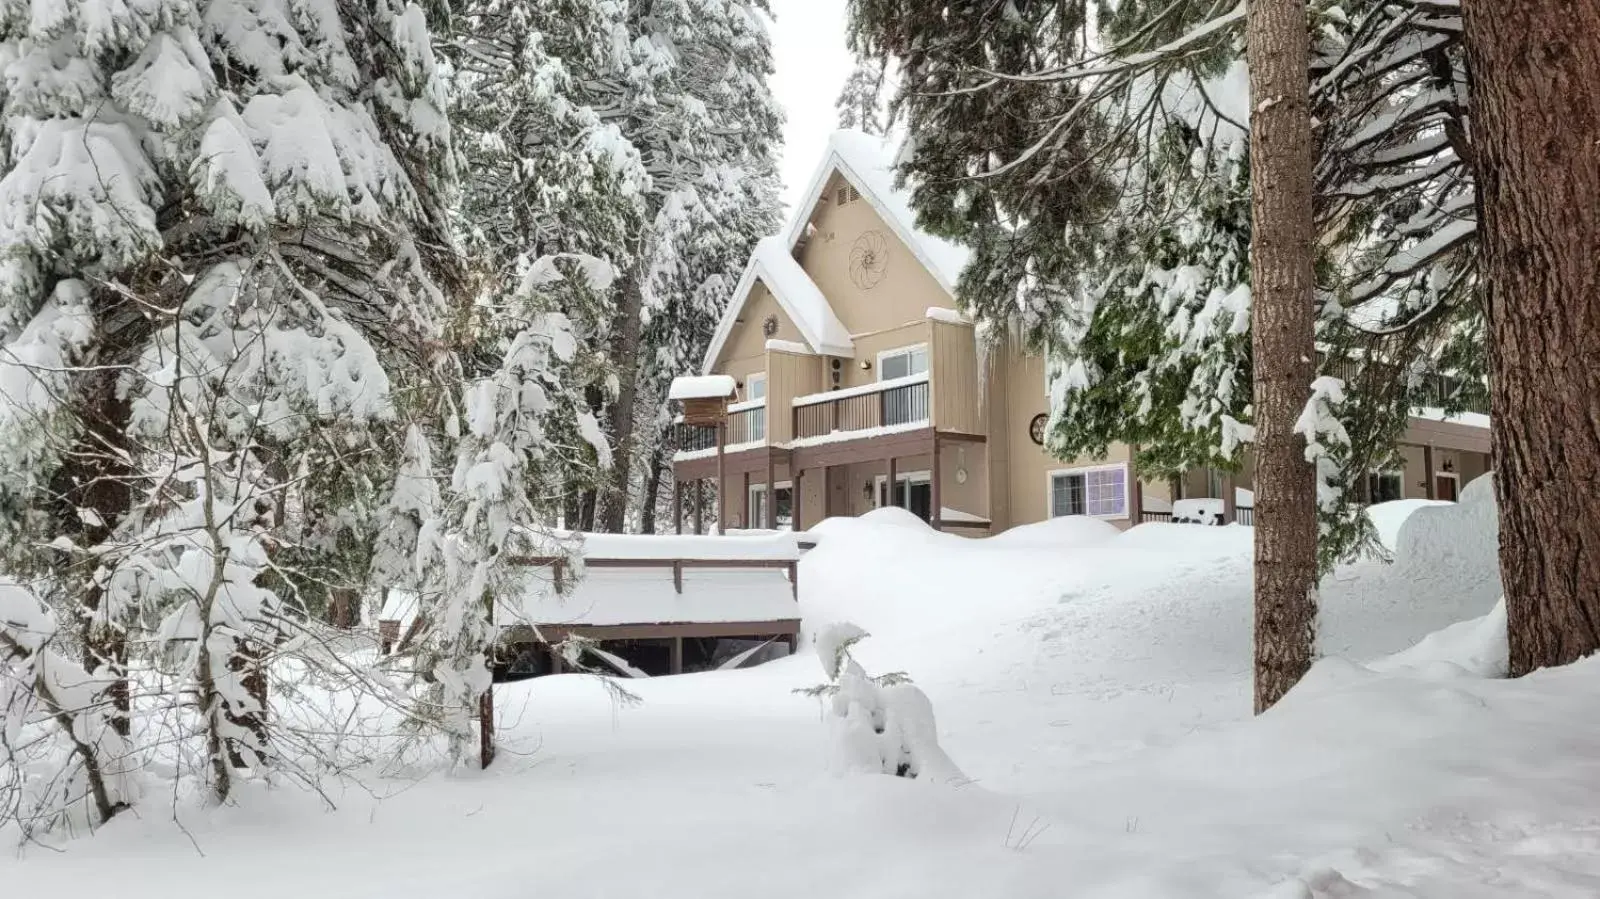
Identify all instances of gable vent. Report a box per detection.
[835,184,862,205]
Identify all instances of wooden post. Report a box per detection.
[715,423,727,533]
[549,644,564,675]
[765,453,777,529]
[672,559,683,594]
[669,637,683,675]
[673,478,683,534]
[1423,444,1437,499]
[1130,474,1144,526]
[741,469,751,529]
[793,469,804,531]
[1222,472,1237,525]
[693,479,704,535]
[788,559,798,599]
[886,456,897,509]
[929,435,942,530]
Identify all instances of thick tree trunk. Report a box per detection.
[1247,0,1319,713]
[599,273,645,533]
[639,444,666,534]
[55,366,135,736]
[1461,0,1600,675]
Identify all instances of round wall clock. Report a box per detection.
[1029,413,1049,446]
[849,230,890,290]
[762,313,779,337]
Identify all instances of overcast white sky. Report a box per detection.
[767,0,853,214]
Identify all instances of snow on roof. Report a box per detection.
[567,531,799,562]
[765,338,811,354]
[1414,407,1491,430]
[788,130,974,296]
[668,374,736,400]
[519,567,798,627]
[700,237,853,373]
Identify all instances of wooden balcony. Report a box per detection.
[672,401,766,455]
[791,375,930,443]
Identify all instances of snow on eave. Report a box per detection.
[668,374,737,400]
[699,238,853,374]
[783,130,972,299]
[766,338,811,354]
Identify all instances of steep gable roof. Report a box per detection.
[700,237,853,374]
[786,130,972,296]
[700,130,975,374]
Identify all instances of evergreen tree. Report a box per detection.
[0,0,457,805]
[836,60,889,134]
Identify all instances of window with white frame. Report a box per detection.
[745,373,767,401]
[877,345,928,381]
[743,373,767,441]
[1049,464,1128,519]
[1367,469,1404,503]
[747,481,792,529]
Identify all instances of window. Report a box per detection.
[743,374,767,441]
[745,373,766,401]
[874,471,932,522]
[748,482,792,529]
[877,345,929,381]
[1049,464,1128,519]
[1367,470,1404,503]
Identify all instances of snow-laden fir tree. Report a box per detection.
[836,59,890,134]
[0,0,458,810]
[846,0,1487,566]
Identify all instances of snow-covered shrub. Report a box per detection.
[0,579,138,834]
[802,623,964,784]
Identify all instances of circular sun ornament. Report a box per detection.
[1029,413,1049,446]
[762,313,779,337]
[849,230,890,290]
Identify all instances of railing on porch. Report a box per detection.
[671,402,766,454]
[1137,506,1252,526]
[793,378,930,440]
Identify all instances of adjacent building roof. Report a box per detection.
[700,129,974,373]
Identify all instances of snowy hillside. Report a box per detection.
[7,479,1599,897]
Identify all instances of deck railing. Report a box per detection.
[1138,506,1252,526]
[672,402,766,454]
[793,378,930,440]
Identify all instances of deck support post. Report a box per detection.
[669,637,683,675]
[792,469,803,531]
[929,434,942,530]
[693,479,703,535]
[741,469,751,530]
[715,422,727,534]
[765,452,776,529]
[886,456,898,509]
[1221,471,1237,525]
[1423,444,1437,499]
[1128,445,1143,526]
[673,478,683,534]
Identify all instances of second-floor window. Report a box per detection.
[876,345,929,426]
[878,345,928,381]
[746,373,766,402]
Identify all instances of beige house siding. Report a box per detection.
[796,173,955,340]
[711,281,804,377]
[984,345,1013,531]
[848,321,930,389]
[930,320,980,433]
[767,349,820,444]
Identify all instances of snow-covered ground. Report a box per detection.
[8,475,1599,897]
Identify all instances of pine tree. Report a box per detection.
[1459,0,1600,674]
[0,0,458,806]
[836,60,889,134]
[1245,0,1318,713]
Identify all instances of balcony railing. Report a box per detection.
[793,376,930,441]
[672,402,766,456]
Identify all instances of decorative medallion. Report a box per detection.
[1029,413,1049,446]
[762,313,779,338]
[849,230,890,290]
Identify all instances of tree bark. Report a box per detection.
[1461,0,1600,675]
[639,444,666,534]
[599,273,645,533]
[1248,0,1319,713]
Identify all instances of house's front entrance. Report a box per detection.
[876,471,932,522]
[1434,472,1460,502]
